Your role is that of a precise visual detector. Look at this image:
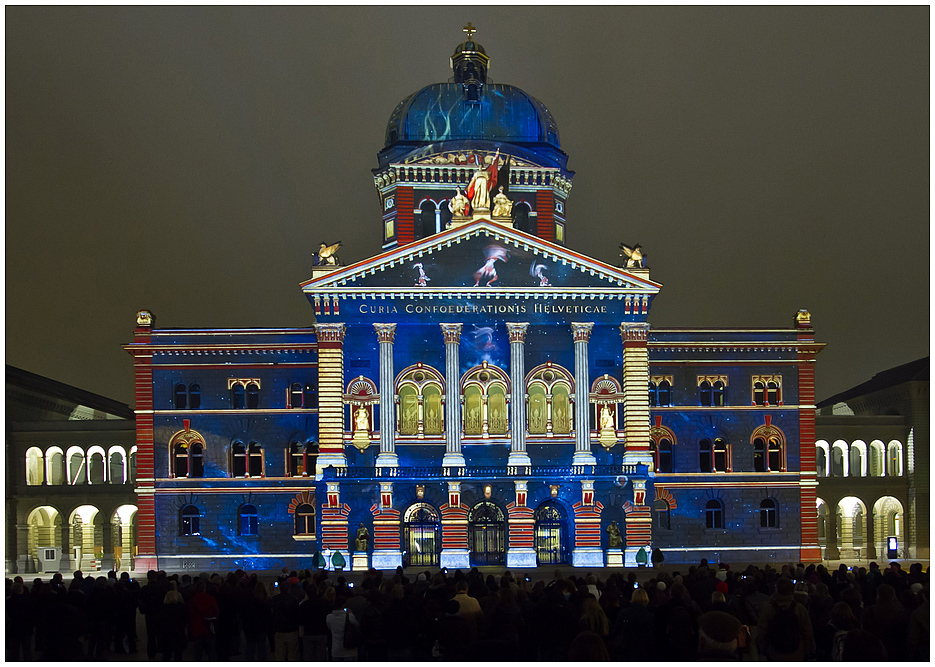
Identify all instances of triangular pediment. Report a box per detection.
[301,219,661,299]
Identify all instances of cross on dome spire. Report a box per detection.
[463,22,477,40]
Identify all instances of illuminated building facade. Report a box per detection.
[124,31,826,572]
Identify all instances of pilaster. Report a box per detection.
[620,323,652,467]
[315,323,348,471]
[440,324,466,468]
[374,324,398,467]
[507,323,531,468]
[321,481,351,569]
[572,323,596,466]
[506,480,536,567]
[572,481,604,567]
[440,482,470,569]
[370,482,403,570]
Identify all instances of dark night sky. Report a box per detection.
[6,6,929,407]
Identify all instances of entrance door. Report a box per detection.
[535,501,567,565]
[469,501,505,566]
[404,503,440,567]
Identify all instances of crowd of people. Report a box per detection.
[4,559,930,661]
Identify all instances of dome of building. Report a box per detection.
[383,34,561,152]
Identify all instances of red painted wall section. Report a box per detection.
[321,503,351,551]
[132,355,156,566]
[536,190,554,242]
[439,502,469,551]
[798,357,821,560]
[572,501,604,548]
[506,502,535,549]
[623,501,652,548]
[396,186,414,245]
[370,504,402,551]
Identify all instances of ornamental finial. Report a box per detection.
[463,22,477,40]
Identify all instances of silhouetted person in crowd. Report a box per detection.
[568,630,610,660]
[189,579,219,660]
[6,582,34,661]
[271,579,300,660]
[139,570,166,659]
[756,576,814,661]
[862,582,908,660]
[243,580,272,661]
[160,589,188,660]
[842,628,887,661]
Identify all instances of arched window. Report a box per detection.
[231,441,247,477]
[289,441,318,477]
[751,423,787,473]
[713,438,730,472]
[88,448,106,485]
[418,199,437,239]
[25,447,44,486]
[658,438,673,473]
[46,447,65,486]
[238,504,258,536]
[294,503,315,536]
[246,383,259,409]
[290,383,304,408]
[174,384,187,409]
[658,380,671,407]
[526,363,574,436]
[760,498,778,528]
[705,499,724,529]
[395,365,445,437]
[649,381,657,407]
[190,442,205,478]
[528,384,547,434]
[180,505,200,536]
[469,501,505,566]
[653,498,671,530]
[67,447,86,485]
[816,446,827,477]
[713,381,726,406]
[189,384,201,409]
[232,383,246,409]
[247,442,263,477]
[403,503,440,567]
[754,438,767,472]
[699,439,712,473]
[512,201,531,234]
[108,448,126,484]
[869,441,885,476]
[767,381,780,405]
[887,441,903,476]
[534,501,567,565]
[699,381,712,407]
[462,363,510,437]
[753,382,766,406]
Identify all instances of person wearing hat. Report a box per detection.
[696,611,742,660]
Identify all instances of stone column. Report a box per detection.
[440,324,465,468]
[506,480,536,568]
[506,323,530,468]
[370,481,403,570]
[315,323,348,472]
[440,481,470,569]
[59,520,72,572]
[825,501,840,560]
[866,506,877,560]
[571,323,596,466]
[374,324,398,467]
[620,323,653,467]
[100,519,114,573]
[15,523,29,574]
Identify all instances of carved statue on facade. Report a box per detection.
[600,405,614,430]
[606,520,622,549]
[315,241,343,266]
[466,149,500,212]
[449,186,470,217]
[355,523,370,552]
[492,186,513,217]
[355,407,369,432]
[618,243,645,269]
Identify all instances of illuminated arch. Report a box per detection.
[750,422,787,472]
[831,440,849,477]
[87,445,107,484]
[45,446,65,485]
[525,362,575,435]
[395,363,445,436]
[815,440,830,477]
[25,447,44,486]
[849,440,868,477]
[461,362,510,436]
[66,446,87,485]
[108,445,127,485]
[169,427,207,478]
